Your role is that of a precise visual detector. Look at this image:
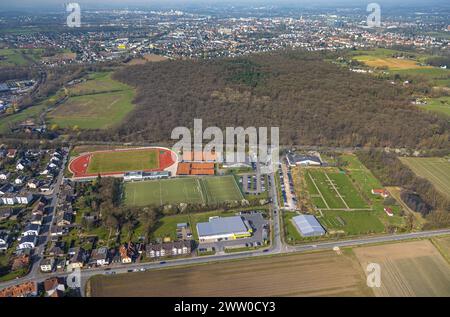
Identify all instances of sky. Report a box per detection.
[1,0,449,11]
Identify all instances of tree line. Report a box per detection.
[356,149,450,228]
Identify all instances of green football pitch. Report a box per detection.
[305,169,369,210]
[87,149,159,174]
[124,176,244,206]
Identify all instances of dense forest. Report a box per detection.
[76,50,449,149]
[357,150,450,228]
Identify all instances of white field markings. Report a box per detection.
[159,180,163,206]
[231,176,245,200]
[201,178,212,205]
[196,178,206,204]
[324,172,350,210]
[308,172,330,209]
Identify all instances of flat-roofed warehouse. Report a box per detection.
[292,214,326,237]
[197,216,252,242]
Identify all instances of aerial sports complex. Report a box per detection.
[68,147,178,179]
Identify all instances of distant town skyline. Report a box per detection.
[1,0,450,11]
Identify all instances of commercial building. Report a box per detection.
[292,214,326,237]
[197,216,252,242]
[286,153,321,167]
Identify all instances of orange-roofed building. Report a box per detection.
[191,163,215,170]
[371,189,389,198]
[182,151,217,162]
[0,281,38,297]
[191,169,215,175]
[177,163,191,175]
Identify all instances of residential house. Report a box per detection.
[55,258,66,271]
[30,213,43,226]
[56,211,73,227]
[1,191,33,205]
[40,257,55,272]
[90,247,110,266]
[384,207,394,217]
[43,277,65,297]
[0,183,15,195]
[0,208,12,220]
[0,171,10,180]
[17,235,37,250]
[50,226,64,238]
[16,159,30,171]
[47,241,66,257]
[22,223,40,236]
[372,189,390,198]
[67,247,86,271]
[0,230,9,251]
[6,149,17,159]
[14,176,26,185]
[119,243,137,264]
[146,241,192,258]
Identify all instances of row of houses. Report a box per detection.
[0,277,67,298]
[40,240,193,273]
[0,148,65,206]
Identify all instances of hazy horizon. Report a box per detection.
[1,0,449,12]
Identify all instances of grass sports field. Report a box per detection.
[47,72,135,129]
[87,149,159,175]
[290,154,406,239]
[399,157,450,199]
[305,168,368,210]
[125,176,243,206]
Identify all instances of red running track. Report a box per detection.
[68,147,176,178]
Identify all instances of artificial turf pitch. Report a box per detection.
[124,176,244,206]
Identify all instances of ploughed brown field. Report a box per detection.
[354,240,450,297]
[89,251,373,297]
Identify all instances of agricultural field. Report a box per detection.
[47,72,135,129]
[305,168,369,210]
[350,48,449,86]
[87,149,159,175]
[354,55,428,70]
[433,236,450,263]
[89,250,373,297]
[0,48,43,66]
[124,175,243,207]
[354,240,450,296]
[399,157,450,199]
